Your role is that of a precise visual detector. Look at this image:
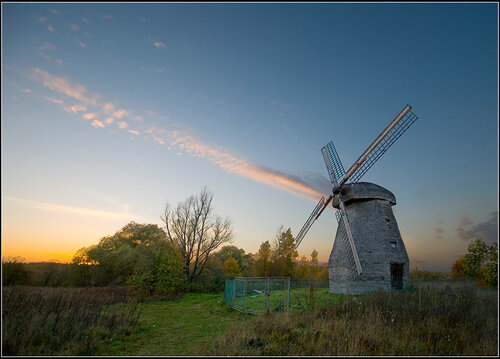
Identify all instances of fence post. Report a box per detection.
[243,277,247,312]
[287,277,291,313]
[266,277,270,313]
[231,279,236,308]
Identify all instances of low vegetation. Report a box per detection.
[1,286,139,355]
[208,283,498,356]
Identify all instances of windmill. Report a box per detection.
[295,105,418,294]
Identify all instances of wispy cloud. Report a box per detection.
[457,211,498,244]
[83,113,97,120]
[153,41,166,49]
[82,17,89,24]
[145,127,325,201]
[77,40,86,48]
[103,15,112,19]
[3,196,146,221]
[128,129,139,135]
[31,68,98,106]
[64,104,86,114]
[21,89,31,93]
[28,69,325,202]
[38,16,47,23]
[70,24,79,31]
[103,103,115,114]
[47,24,55,32]
[43,96,64,105]
[50,9,59,15]
[38,52,63,65]
[40,42,54,51]
[91,119,105,128]
[113,109,128,119]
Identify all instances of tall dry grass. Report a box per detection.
[208,284,498,356]
[2,286,140,355]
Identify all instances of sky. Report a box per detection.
[1,2,498,272]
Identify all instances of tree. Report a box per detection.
[310,250,320,279]
[213,245,253,276]
[161,187,233,282]
[71,222,183,289]
[271,226,298,277]
[255,241,271,277]
[223,256,242,278]
[450,238,498,287]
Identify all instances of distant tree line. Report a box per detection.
[2,188,328,294]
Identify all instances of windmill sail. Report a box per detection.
[336,193,362,275]
[339,105,418,187]
[321,141,346,187]
[295,196,326,248]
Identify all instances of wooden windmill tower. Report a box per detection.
[295,105,418,294]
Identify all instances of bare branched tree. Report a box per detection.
[161,187,233,282]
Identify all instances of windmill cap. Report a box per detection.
[333,182,397,208]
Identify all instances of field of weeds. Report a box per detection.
[208,283,498,356]
[1,286,140,355]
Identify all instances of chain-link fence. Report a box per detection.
[224,277,290,314]
[224,277,330,314]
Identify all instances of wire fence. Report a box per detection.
[224,277,329,314]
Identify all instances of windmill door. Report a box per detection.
[390,263,404,290]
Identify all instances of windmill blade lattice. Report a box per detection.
[335,193,363,276]
[295,196,326,249]
[348,108,418,184]
[321,141,346,186]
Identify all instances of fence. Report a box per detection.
[224,277,291,314]
[224,277,330,314]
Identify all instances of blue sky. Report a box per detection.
[2,2,498,271]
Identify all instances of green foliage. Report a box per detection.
[213,245,253,276]
[270,226,298,277]
[72,222,186,293]
[410,267,445,281]
[255,241,271,277]
[2,257,30,286]
[451,238,498,287]
[222,256,242,278]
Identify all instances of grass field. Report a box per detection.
[96,292,249,356]
[3,280,497,356]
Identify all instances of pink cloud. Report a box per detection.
[103,103,115,114]
[38,16,47,22]
[113,109,128,119]
[105,117,114,125]
[48,24,54,32]
[91,120,105,128]
[118,121,128,129]
[82,17,89,24]
[134,115,143,121]
[63,104,86,114]
[128,129,139,135]
[21,89,31,93]
[154,41,166,49]
[83,113,97,120]
[31,68,98,106]
[43,96,64,105]
[71,24,79,31]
